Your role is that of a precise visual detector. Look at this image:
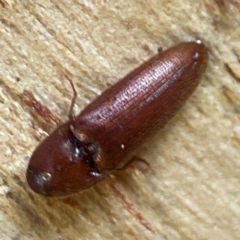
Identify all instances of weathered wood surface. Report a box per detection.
[0,1,240,239]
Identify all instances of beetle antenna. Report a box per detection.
[66,75,77,122]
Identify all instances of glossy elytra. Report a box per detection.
[26,40,208,196]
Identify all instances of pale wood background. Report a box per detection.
[0,0,240,239]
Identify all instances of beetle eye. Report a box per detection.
[33,171,52,186]
[40,172,52,182]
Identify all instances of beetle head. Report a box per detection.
[26,122,105,196]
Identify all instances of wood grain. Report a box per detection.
[0,0,240,239]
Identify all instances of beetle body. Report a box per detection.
[27,41,208,196]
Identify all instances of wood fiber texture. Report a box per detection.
[0,0,240,239]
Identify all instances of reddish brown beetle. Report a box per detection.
[26,40,208,196]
